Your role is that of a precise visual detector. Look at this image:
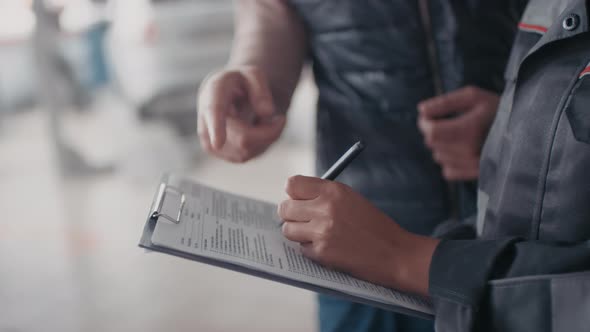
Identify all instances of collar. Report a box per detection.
[524,0,589,58]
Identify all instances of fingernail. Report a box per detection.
[260,99,274,112]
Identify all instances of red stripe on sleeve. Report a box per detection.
[518,22,548,33]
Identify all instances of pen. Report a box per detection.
[278,140,366,227]
[320,140,366,181]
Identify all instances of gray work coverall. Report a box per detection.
[430,0,590,331]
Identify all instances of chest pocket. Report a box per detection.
[565,64,590,143]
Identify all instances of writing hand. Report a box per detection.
[278,175,439,295]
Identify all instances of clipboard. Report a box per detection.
[138,174,434,320]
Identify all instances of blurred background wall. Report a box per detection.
[0,0,318,331]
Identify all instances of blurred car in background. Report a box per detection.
[106,0,234,136]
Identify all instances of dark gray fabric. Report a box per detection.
[286,0,521,234]
[429,0,590,330]
[565,78,590,143]
[551,272,590,331]
[283,1,522,331]
[431,216,477,240]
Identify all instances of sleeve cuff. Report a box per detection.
[429,238,518,307]
[431,215,477,240]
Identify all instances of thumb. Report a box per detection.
[285,175,325,200]
[240,67,276,118]
[418,86,480,119]
[247,114,287,144]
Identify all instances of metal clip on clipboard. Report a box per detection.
[150,182,186,224]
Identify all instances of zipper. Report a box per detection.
[417,0,459,220]
[417,0,444,95]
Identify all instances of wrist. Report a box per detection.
[389,231,440,296]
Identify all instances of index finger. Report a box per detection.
[418,86,481,119]
[198,71,244,149]
[418,114,468,144]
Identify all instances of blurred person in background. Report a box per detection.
[197,1,524,331]
[32,0,111,176]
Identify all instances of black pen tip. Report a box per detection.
[355,140,366,151]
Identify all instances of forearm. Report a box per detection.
[387,233,440,297]
[230,0,307,113]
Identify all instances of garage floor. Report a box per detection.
[0,84,317,332]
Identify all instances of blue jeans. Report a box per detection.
[318,295,433,332]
